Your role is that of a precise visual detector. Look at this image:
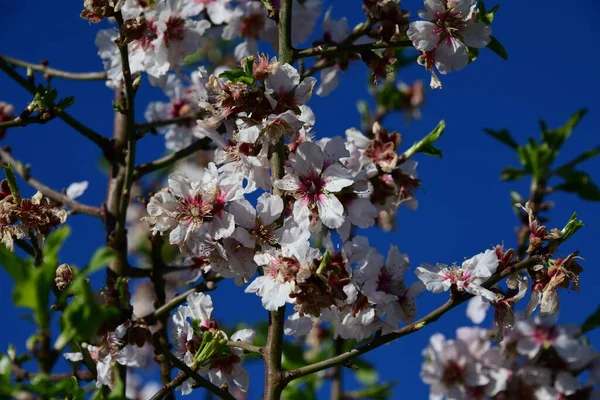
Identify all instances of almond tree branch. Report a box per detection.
[140,274,223,325]
[262,2,294,399]
[0,115,50,129]
[283,256,543,383]
[0,148,102,217]
[153,339,237,400]
[0,55,106,81]
[135,113,203,139]
[0,58,112,155]
[132,138,212,180]
[294,40,412,59]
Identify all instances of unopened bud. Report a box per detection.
[55,263,74,291]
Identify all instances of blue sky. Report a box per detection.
[1,1,600,398]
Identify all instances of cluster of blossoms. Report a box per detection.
[94,0,322,88]
[0,179,67,251]
[421,315,600,399]
[407,0,492,88]
[143,56,427,341]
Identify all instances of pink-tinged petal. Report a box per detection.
[448,0,477,20]
[461,21,491,48]
[293,141,325,176]
[274,174,301,191]
[210,211,235,239]
[466,295,490,324]
[229,199,257,229]
[316,67,340,97]
[317,193,346,229]
[415,265,450,293]
[323,164,354,192]
[434,38,469,74]
[407,21,439,52]
[419,0,446,19]
[257,193,284,226]
[232,226,256,249]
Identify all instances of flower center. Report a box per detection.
[297,172,326,205]
[240,14,264,39]
[177,193,213,228]
[164,17,186,46]
[442,360,464,386]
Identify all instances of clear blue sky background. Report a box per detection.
[1,1,600,398]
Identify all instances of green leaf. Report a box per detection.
[403,120,445,159]
[219,69,254,85]
[554,146,600,176]
[500,166,528,181]
[43,225,70,263]
[355,364,379,385]
[56,277,119,350]
[483,128,518,149]
[243,57,255,77]
[2,164,20,202]
[13,261,54,326]
[555,170,600,201]
[487,36,508,60]
[541,109,587,150]
[559,212,584,243]
[83,247,115,275]
[0,245,29,283]
[20,375,86,398]
[468,47,479,63]
[582,304,600,334]
[485,4,500,24]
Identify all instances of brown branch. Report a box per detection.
[0,115,51,129]
[135,113,203,139]
[0,58,112,155]
[132,138,212,181]
[227,340,263,354]
[0,55,106,81]
[330,338,344,400]
[0,148,102,217]
[283,256,542,383]
[140,273,223,326]
[295,40,412,59]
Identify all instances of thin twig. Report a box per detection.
[140,274,223,325]
[0,55,106,81]
[227,340,263,354]
[283,256,542,383]
[0,115,50,129]
[0,58,112,155]
[132,138,212,181]
[0,148,102,217]
[294,40,412,59]
[135,113,203,139]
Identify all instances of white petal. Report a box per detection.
[407,21,439,52]
[317,193,346,229]
[66,181,89,200]
[466,295,490,324]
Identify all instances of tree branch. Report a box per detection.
[0,55,106,81]
[140,274,222,326]
[132,138,212,181]
[0,58,112,155]
[295,40,412,59]
[227,340,263,354]
[0,115,51,130]
[283,256,543,383]
[154,340,237,400]
[135,113,203,139]
[0,148,102,217]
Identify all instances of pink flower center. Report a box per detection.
[266,257,300,282]
[442,268,473,287]
[297,172,326,206]
[164,17,186,46]
[240,13,264,39]
[442,360,464,386]
[177,193,213,228]
[376,267,404,295]
[533,326,558,345]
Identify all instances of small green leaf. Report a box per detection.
[555,170,600,201]
[468,47,479,63]
[554,146,600,175]
[2,164,20,202]
[244,57,255,77]
[355,364,379,385]
[487,36,508,60]
[500,166,528,181]
[559,212,584,243]
[541,109,587,150]
[0,245,29,282]
[43,225,71,263]
[483,128,518,149]
[582,304,600,334]
[403,120,445,159]
[219,69,255,85]
[83,247,115,275]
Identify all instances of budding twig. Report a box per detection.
[282,256,542,383]
[0,58,112,155]
[294,40,413,60]
[0,55,106,81]
[132,138,212,180]
[0,148,102,217]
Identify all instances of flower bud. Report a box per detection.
[55,263,74,291]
